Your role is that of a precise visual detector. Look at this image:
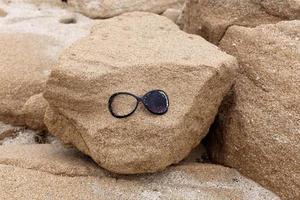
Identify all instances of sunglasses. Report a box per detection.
[108,90,169,118]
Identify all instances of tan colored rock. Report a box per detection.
[162,8,181,24]
[0,144,104,176]
[22,93,48,130]
[0,8,7,17]
[0,144,279,199]
[209,21,300,200]
[183,0,281,44]
[44,12,238,174]
[261,0,300,19]
[0,33,57,125]
[68,0,184,19]
[0,2,93,127]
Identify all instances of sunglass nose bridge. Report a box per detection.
[136,96,143,102]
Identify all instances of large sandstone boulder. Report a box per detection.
[0,144,280,199]
[208,21,300,200]
[261,0,300,19]
[0,2,93,128]
[183,0,281,44]
[44,12,238,174]
[68,0,184,19]
[162,8,181,24]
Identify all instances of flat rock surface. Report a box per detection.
[0,144,279,200]
[44,12,238,174]
[209,20,300,200]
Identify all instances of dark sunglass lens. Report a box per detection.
[143,90,168,114]
[109,93,138,117]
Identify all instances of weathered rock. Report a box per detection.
[22,93,48,130]
[162,8,181,24]
[44,12,238,174]
[0,2,93,127]
[209,21,300,200]
[68,0,184,19]
[176,3,185,29]
[0,144,279,199]
[183,0,281,44]
[261,0,300,19]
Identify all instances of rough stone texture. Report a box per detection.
[68,0,184,19]
[44,12,238,174]
[22,93,48,130]
[162,8,181,24]
[0,144,104,176]
[209,21,300,200]
[0,2,93,127]
[0,33,57,125]
[261,0,300,19]
[0,144,280,200]
[183,0,281,44]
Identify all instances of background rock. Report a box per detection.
[68,0,184,19]
[0,33,57,125]
[183,0,281,44]
[2,0,66,7]
[22,93,48,130]
[0,2,93,128]
[261,0,300,19]
[162,8,181,24]
[44,12,238,174]
[208,21,300,200]
[0,144,280,200]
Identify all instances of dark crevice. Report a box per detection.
[202,87,236,164]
